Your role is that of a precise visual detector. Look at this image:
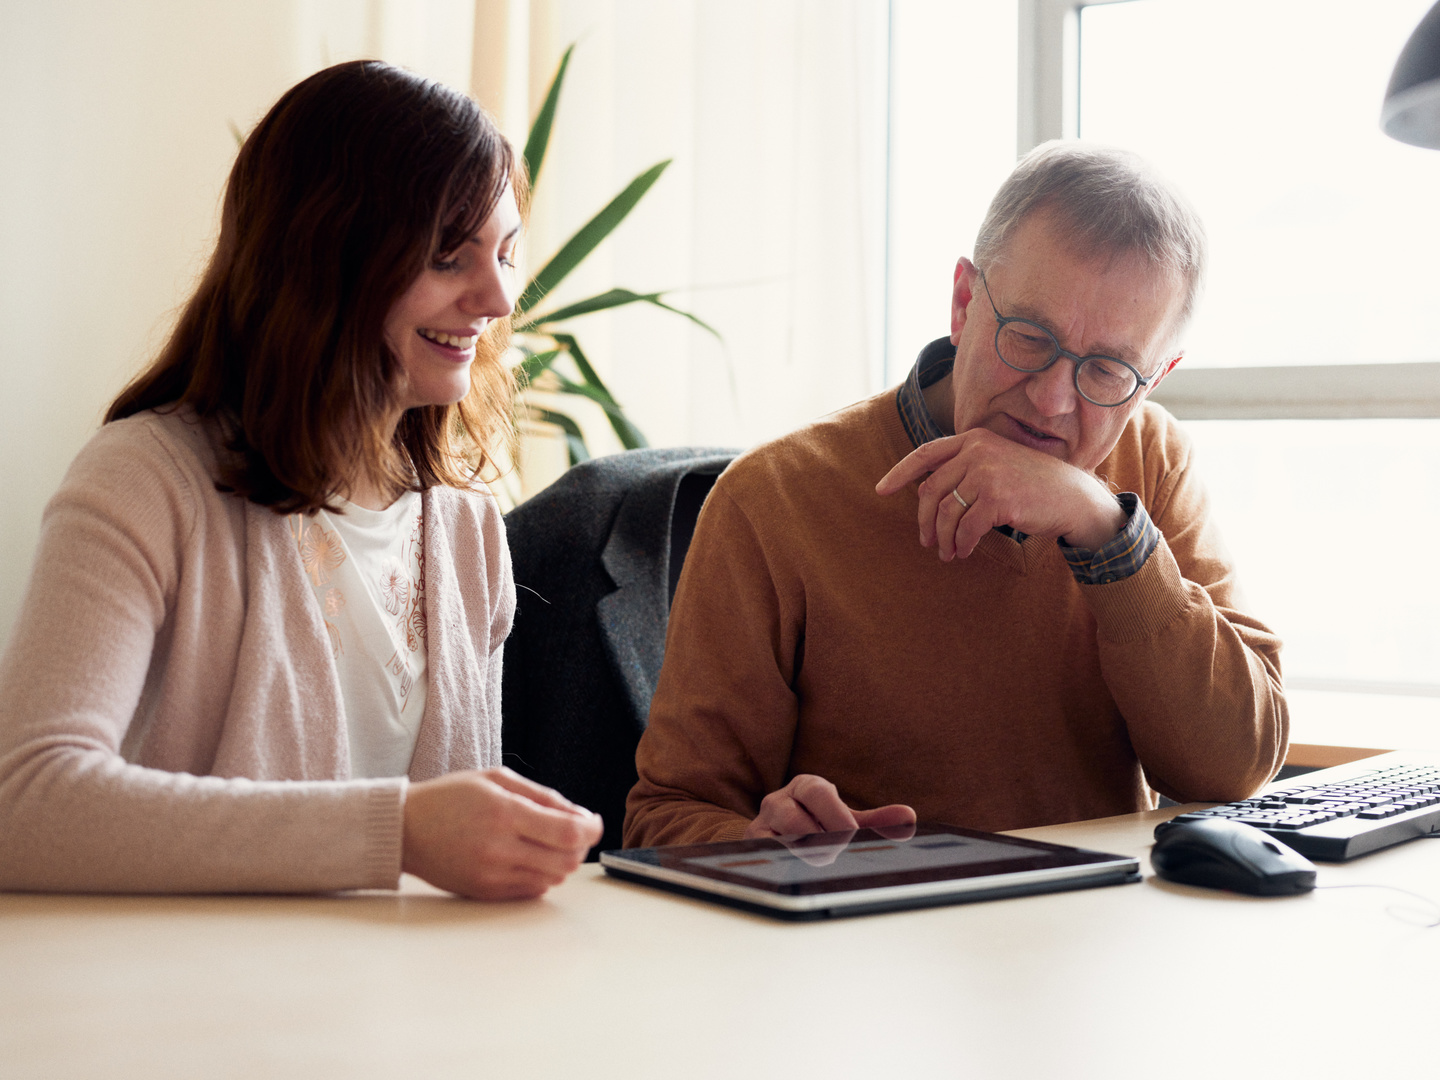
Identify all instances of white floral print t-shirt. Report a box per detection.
[290,491,427,778]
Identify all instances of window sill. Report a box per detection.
[1286,688,1440,760]
[1151,361,1440,420]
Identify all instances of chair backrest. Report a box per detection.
[501,447,736,856]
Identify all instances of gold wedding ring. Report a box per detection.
[951,488,970,510]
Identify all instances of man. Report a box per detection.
[623,142,1287,848]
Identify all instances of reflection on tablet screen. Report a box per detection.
[681,836,1023,885]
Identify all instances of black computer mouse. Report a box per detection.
[1150,818,1317,896]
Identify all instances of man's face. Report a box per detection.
[948,212,1185,473]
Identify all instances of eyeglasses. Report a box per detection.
[976,269,1154,408]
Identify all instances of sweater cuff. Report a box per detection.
[713,818,750,843]
[362,779,407,889]
[1077,536,1194,645]
[1058,492,1159,584]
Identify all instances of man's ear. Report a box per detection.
[950,258,978,345]
[1143,352,1183,397]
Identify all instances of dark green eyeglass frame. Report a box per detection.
[976,269,1153,408]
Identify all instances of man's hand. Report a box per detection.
[875,428,1126,560]
[773,820,921,867]
[743,774,917,840]
[401,767,603,900]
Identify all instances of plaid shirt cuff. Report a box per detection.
[1059,492,1159,585]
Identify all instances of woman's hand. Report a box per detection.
[401,767,603,900]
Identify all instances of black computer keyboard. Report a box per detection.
[1153,759,1440,861]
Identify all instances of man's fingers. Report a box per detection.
[875,437,963,496]
[932,483,965,558]
[749,796,825,838]
[747,777,917,842]
[875,455,929,496]
[948,496,994,561]
[926,476,990,561]
[914,460,977,550]
[851,804,918,833]
[746,774,861,839]
[789,775,862,833]
[876,435,997,558]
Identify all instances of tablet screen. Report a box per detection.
[607,824,1136,898]
[681,834,1030,886]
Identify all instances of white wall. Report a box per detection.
[887,0,1018,383]
[0,0,480,646]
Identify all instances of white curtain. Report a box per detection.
[485,0,891,460]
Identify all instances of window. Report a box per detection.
[1079,0,1440,373]
[1070,0,1440,715]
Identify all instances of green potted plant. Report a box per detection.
[510,45,719,467]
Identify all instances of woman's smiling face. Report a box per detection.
[383,184,522,413]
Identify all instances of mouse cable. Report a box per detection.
[1312,883,1440,928]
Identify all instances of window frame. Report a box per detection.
[1017,0,1440,422]
[1019,0,1440,699]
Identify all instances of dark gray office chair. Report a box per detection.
[501,447,737,857]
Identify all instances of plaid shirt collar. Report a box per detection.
[895,337,957,449]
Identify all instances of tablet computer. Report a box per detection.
[599,823,1140,920]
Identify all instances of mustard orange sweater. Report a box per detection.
[625,392,1287,847]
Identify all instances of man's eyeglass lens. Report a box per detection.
[994,323,1138,406]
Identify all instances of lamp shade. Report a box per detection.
[1383,0,1440,147]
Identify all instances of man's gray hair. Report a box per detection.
[973,141,1208,343]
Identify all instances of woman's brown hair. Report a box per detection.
[107,60,521,512]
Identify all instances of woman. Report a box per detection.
[0,61,600,898]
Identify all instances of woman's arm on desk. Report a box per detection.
[0,418,598,896]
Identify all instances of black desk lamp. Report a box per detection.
[1383,1,1440,146]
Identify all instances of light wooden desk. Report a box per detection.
[4,790,1439,1079]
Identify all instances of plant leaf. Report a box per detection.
[533,408,590,465]
[514,348,564,386]
[517,287,722,341]
[551,376,649,450]
[516,288,654,330]
[523,44,573,189]
[514,159,672,316]
[548,333,611,397]
[636,295,723,341]
[544,332,650,450]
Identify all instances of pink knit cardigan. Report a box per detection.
[0,409,514,892]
